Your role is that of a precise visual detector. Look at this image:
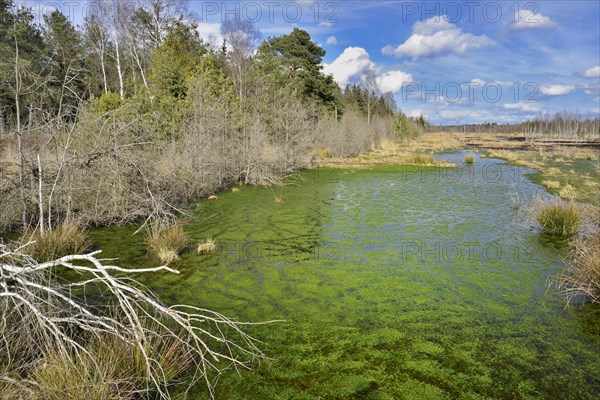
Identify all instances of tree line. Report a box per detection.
[0,0,421,231]
[434,112,600,140]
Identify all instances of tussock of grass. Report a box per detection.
[553,229,600,304]
[533,198,581,238]
[20,222,91,262]
[541,180,561,189]
[197,237,217,254]
[28,330,193,400]
[147,223,189,263]
[232,187,240,192]
[464,154,475,164]
[406,154,435,165]
[274,197,285,205]
[559,184,577,200]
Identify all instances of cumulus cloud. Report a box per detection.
[323,47,375,87]
[409,110,427,119]
[326,36,338,45]
[539,84,575,96]
[382,16,494,58]
[376,70,413,93]
[503,102,542,112]
[583,66,600,78]
[511,10,558,30]
[196,22,223,48]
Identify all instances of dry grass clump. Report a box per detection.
[541,180,561,189]
[20,222,91,262]
[231,187,240,192]
[197,237,218,254]
[559,184,577,200]
[147,223,189,263]
[405,154,435,165]
[464,154,475,164]
[274,197,285,205]
[488,149,521,162]
[404,132,463,152]
[533,198,581,238]
[553,229,600,304]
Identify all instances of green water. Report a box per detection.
[90,153,600,399]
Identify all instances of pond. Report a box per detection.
[90,152,600,399]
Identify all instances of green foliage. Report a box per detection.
[259,28,339,111]
[150,18,206,100]
[394,112,412,141]
[90,92,122,113]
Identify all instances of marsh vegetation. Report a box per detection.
[0,0,599,398]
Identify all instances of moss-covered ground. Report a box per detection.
[89,156,600,399]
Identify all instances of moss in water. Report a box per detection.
[89,161,600,399]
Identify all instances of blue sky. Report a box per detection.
[26,0,600,124]
[191,0,600,124]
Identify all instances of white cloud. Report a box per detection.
[409,110,427,119]
[470,78,486,86]
[326,36,338,45]
[382,16,494,58]
[323,47,375,87]
[511,10,558,30]
[503,102,542,112]
[196,22,223,48]
[539,84,575,96]
[319,21,333,27]
[583,66,600,78]
[376,70,413,93]
[439,110,487,119]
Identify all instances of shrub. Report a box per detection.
[534,198,581,237]
[21,222,91,262]
[91,92,122,114]
[464,154,475,164]
[147,223,189,263]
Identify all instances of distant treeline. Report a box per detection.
[434,112,600,140]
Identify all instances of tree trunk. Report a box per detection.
[114,28,125,100]
[100,47,108,94]
[14,24,27,226]
[0,96,5,134]
[37,154,44,233]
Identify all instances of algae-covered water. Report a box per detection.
[90,153,600,399]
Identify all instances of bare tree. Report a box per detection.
[361,68,378,126]
[0,243,274,398]
[92,0,131,100]
[221,18,261,108]
[84,14,109,94]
